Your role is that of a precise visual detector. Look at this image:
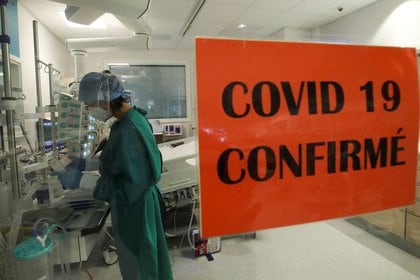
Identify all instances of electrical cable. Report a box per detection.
[173,187,199,250]
[19,124,37,161]
[186,188,198,250]
[172,187,199,249]
[173,202,177,235]
[165,199,179,238]
[165,187,199,250]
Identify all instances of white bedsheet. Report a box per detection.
[158,138,198,192]
[159,140,196,162]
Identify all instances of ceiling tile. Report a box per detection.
[268,10,315,28]
[299,15,336,29]
[21,0,64,11]
[338,0,380,11]
[233,8,287,26]
[187,18,227,36]
[207,0,256,6]
[149,35,177,49]
[176,34,196,49]
[198,2,248,23]
[146,0,197,20]
[293,0,339,15]
[251,0,302,11]
[18,0,383,50]
[220,23,264,39]
[146,18,185,33]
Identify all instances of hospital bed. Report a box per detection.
[158,137,199,237]
[158,137,198,195]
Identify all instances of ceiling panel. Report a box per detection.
[187,18,227,36]
[149,35,177,49]
[299,15,336,29]
[232,8,288,26]
[207,0,256,6]
[18,0,381,50]
[251,0,303,11]
[176,34,197,50]
[220,24,264,39]
[23,0,63,11]
[268,10,316,29]
[332,0,379,14]
[146,18,185,33]
[293,0,340,14]
[146,0,196,20]
[198,2,249,23]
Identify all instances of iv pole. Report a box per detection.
[0,0,20,199]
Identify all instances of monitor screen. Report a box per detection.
[36,119,66,152]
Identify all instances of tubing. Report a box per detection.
[7,181,44,249]
[32,218,70,277]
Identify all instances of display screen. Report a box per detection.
[36,119,65,152]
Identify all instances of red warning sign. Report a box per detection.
[196,38,419,238]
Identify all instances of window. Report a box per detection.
[109,64,189,120]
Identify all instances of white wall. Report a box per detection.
[17,3,73,140]
[266,27,312,42]
[318,0,420,48]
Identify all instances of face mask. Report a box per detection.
[89,107,112,122]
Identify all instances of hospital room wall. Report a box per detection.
[83,50,197,139]
[17,2,74,142]
[318,0,420,48]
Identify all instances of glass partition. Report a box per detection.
[109,64,189,121]
[346,54,420,255]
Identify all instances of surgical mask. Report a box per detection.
[89,107,112,122]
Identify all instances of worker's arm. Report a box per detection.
[56,154,101,189]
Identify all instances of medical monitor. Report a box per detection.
[36,119,65,152]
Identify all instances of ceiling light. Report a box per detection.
[238,23,247,29]
[58,11,107,28]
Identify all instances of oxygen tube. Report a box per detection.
[32,217,70,277]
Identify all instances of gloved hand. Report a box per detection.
[57,158,86,189]
[79,171,101,191]
[93,138,108,157]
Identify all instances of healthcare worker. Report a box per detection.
[57,71,116,189]
[79,72,173,279]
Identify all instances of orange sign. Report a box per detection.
[196,38,419,238]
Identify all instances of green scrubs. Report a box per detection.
[93,107,173,280]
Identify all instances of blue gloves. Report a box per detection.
[57,158,86,189]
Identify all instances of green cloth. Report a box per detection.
[93,107,173,280]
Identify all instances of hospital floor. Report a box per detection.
[54,219,420,280]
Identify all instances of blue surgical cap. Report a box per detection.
[108,74,126,101]
[79,72,108,104]
[78,72,126,104]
